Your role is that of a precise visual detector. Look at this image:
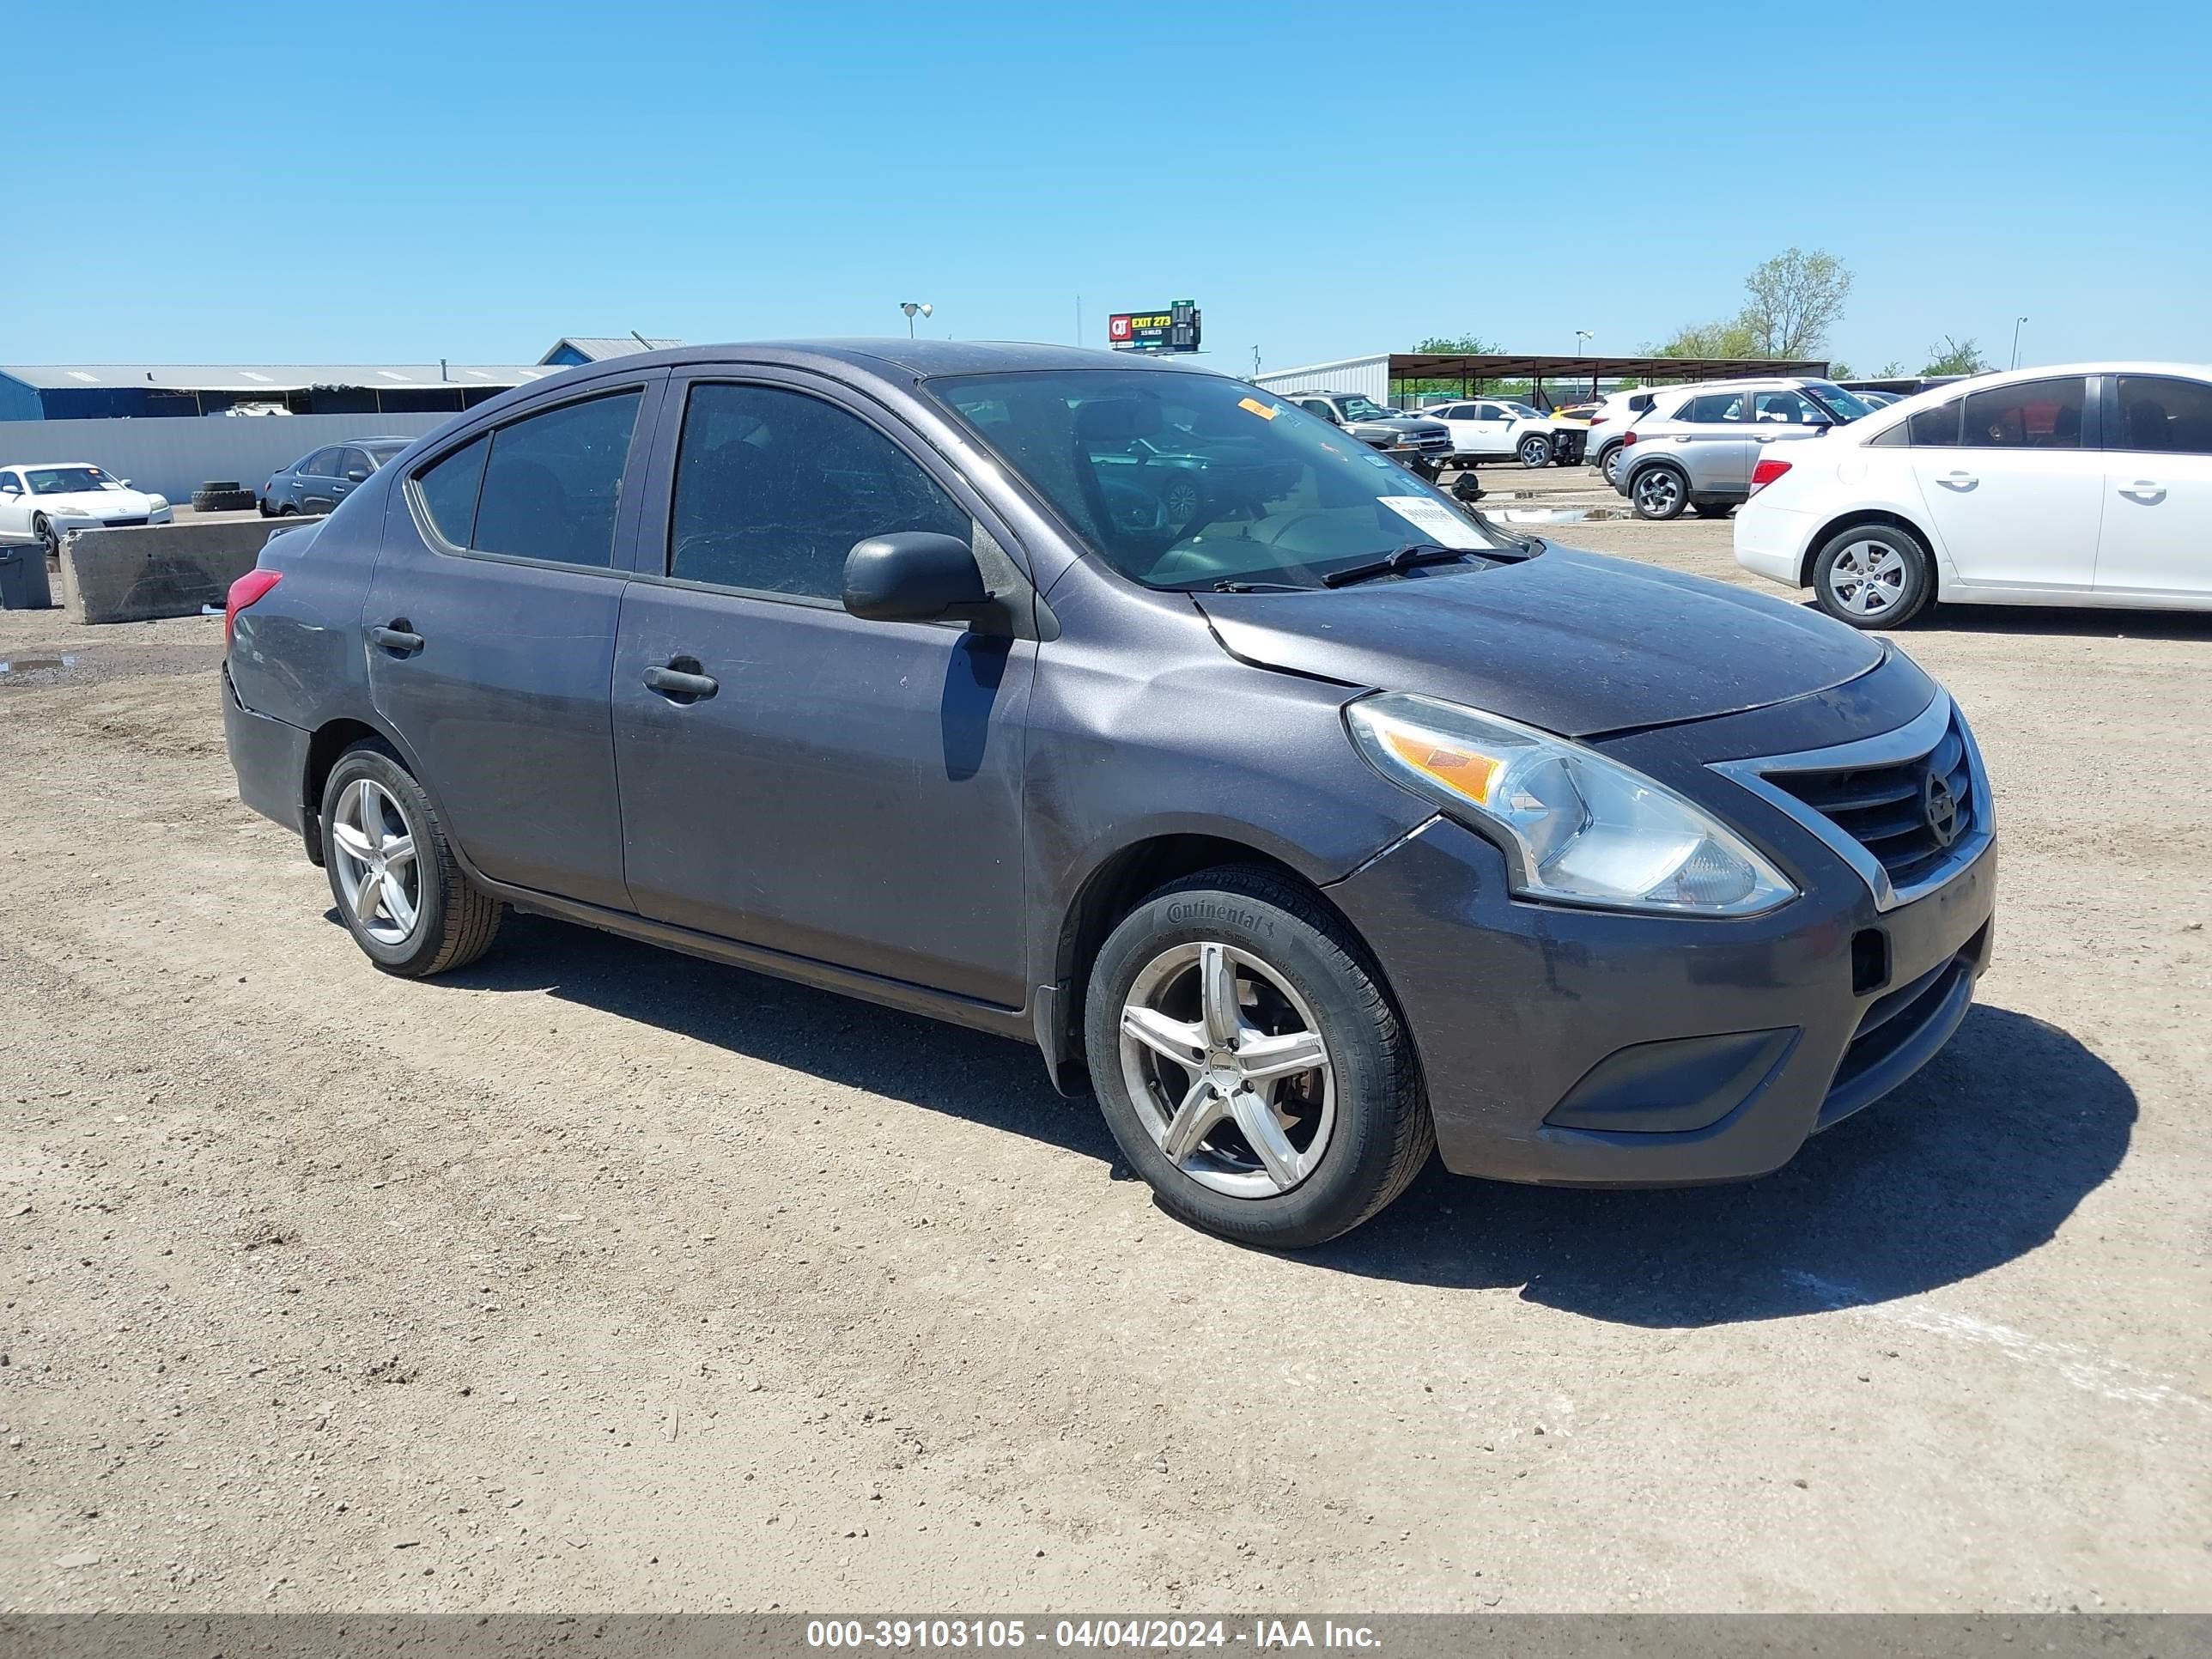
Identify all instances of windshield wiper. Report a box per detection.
[1473,512,1544,556]
[1209,579,1313,593]
[1321,543,1479,587]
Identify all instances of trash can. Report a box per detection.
[0,543,53,610]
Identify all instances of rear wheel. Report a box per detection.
[1811,525,1934,629]
[1630,465,1688,520]
[1517,434,1553,468]
[320,742,502,976]
[1084,867,1432,1249]
[1600,444,1625,487]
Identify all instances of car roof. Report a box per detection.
[578,337,1222,385]
[3,460,112,471]
[1844,361,2212,437]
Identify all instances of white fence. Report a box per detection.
[0,411,458,505]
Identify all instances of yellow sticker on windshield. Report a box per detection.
[1237,397,1278,420]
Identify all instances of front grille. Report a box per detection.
[1817,948,1975,1128]
[1768,707,1977,891]
[100,516,149,528]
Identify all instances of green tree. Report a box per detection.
[1402,334,1504,401]
[1873,360,1906,378]
[1646,317,1759,359]
[1741,247,1854,357]
[1922,336,1992,376]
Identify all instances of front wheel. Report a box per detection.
[1630,465,1688,520]
[33,515,58,559]
[320,741,503,976]
[1084,868,1432,1249]
[1811,525,1935,629]
[1517,434,1553,468]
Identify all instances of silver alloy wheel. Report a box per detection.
[1117,941,1336,1200]
[1633,468,1682,515]
[329,778,422,945]
[1826,538,1910,618]
[1602,446,1622,485]
[1520,435,1550,467]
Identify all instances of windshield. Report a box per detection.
[1501,402,1542,420]
[1806,382,1875,422]
[928,368,1513,590]
[26,467,120,495]
[1335,395,1395,422]
[365,443,408,465]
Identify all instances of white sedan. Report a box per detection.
[1735,362,2212,627]
[1419,398,1567,467]
[0,462,173,550]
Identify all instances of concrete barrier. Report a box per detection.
[58,516,324,625]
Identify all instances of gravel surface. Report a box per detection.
[2,487,2208,1613]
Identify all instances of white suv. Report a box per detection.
[1585,387,1661,485]
[1734,362,2212,628]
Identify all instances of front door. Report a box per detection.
[1909,374,2104,592]
[364,378,663,911]
[611,374,1033,1008]
[2094,373,2212,600]
[1669,390,1754,492]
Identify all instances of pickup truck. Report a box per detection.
[1283,391,1453,480]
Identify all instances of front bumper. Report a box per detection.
[1328,673,1996,1187]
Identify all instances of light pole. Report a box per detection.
[2010,316,2027,368]
[900,301,933,339]
[1575,330,1593,353]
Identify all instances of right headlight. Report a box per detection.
[1346,691,1796,917]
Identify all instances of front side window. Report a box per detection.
[304,448,343,477]
[469,390,642,567]
[929,368,1516,592]
[667,383,970,601]
[1960,377,2086,448]
[2114,375,2212,454]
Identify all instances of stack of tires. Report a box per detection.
[191,480,257,513]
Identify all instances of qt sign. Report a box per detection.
[1109,301,1200,352]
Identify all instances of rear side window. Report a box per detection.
[1681,392,1747,423]
[2114,375,2212,454]
[1960,377,2086,448]
[304,447,343,477]
[1909,400,1961,446]
[667,383,971,602]
[414,434,489,546]
[432,389,643,568]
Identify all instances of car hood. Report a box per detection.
[39,490,159,516]
[1193,545,1884,738]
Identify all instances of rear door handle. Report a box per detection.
[368,623,424,654]
[642,661,718,702]
[2118,481,2166,503]
[1937,471,1979,490]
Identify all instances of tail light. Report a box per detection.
[1589,415,1608,428]
[225,568,283,647]
[1621,429,1637,447]
[1749,456,1794,495]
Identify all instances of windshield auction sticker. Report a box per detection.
[1378,495,1487,549]
[1237,396,1278,420]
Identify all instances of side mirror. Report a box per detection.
[121,478,134,488]
[843,532,992,626]
[347,468,370,483]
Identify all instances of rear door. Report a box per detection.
[611,369,1035,1006]
[1908,374,2103,591]
[1666,391,1753,491]
[2094,373,2212,600]
[364,374,666,911]
[299,448,344,514]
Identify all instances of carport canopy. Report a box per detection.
[1390,353,1832,406]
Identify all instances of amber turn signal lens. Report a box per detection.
[1381,728,1498,804]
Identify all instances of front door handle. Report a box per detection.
[368,623,424,654]
[2118,481,2166,504]
[1937,471,1979,490]
[642,660,718,702]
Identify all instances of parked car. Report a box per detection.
[1420,398,1577,468]
[1283,390,1452,478]
[1585,387,1662,486]
[261,438,414,517]
[1613,379,1876,520]
[1852,389,1902,409]
[1736,362,2212,627]
[0,463,172,553]
[224,340,1996,1248]
[1551,402,1600,425]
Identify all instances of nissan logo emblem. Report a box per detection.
[1923,770,1961,849]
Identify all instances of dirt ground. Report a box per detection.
[3,477,2208,1613]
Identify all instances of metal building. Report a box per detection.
[1251,354,1392,404]
[0,362,562,422]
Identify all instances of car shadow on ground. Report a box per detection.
[411,913,2132,1330]
[1802,596,2212,642]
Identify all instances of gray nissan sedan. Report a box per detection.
[222,342,1996,1248]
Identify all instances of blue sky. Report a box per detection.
[11,1,2210,374]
